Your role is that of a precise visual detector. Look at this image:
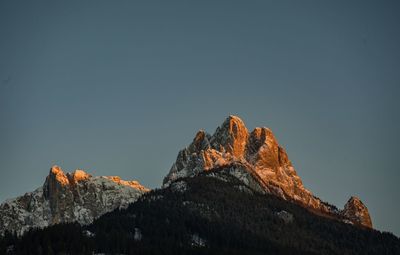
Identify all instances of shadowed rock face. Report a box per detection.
[0,166,149,235]
[164,115,373,228]
[343,197,373,228]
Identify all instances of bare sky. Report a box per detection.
[0,1,399,235]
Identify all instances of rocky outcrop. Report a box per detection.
[0,165,149,235]
[342,196,373,228]
[163,115,372,228]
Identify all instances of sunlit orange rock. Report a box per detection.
[68,169,91,183]
[105,176,149,192]
[164,115,373,228]
[210,115,249,158]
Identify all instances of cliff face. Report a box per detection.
[164,115,372,228]
[0,166,148,235]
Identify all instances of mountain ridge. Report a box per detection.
[0,115,397,254]
[0,165,148,236]
[3,171,397,255]
[163,115,372,228]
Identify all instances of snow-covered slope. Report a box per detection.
[0,166,149,236]
[163,115,372,228]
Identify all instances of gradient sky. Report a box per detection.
[1,1,399,235]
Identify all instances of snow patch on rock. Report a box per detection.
[191,233,206,247]
[0,166,149,236]
[171,181,188,193]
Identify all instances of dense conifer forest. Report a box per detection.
[1,172,399,255]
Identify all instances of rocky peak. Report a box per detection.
[343,196,373,228]
[68,170,92,184]
[246,127,292,170]
[164,115,373,229]
[188,130,211,152]
[48,165,69,185]
[210,115,249,158]
[247,127,270,154]
[1,165,149,235]
[44,165,69,200]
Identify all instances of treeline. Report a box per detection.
[1,172,400,254]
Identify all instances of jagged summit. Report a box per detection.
[45,165,148,190]
[45,167,92,194]
[0,165,149,235]
[48,165,69,186]
[70,169,91,182]
[210,115,249,158]
[164,115,373,228]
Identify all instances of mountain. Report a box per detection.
[1,115,395,255]
[0,165,148,236]
[2,172,398,255]
[164,115,372,228]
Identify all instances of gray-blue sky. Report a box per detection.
[1,1,399,235]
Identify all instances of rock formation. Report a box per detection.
[0,165,148,235]
[163,115,372,228]
[342,196,373,228]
